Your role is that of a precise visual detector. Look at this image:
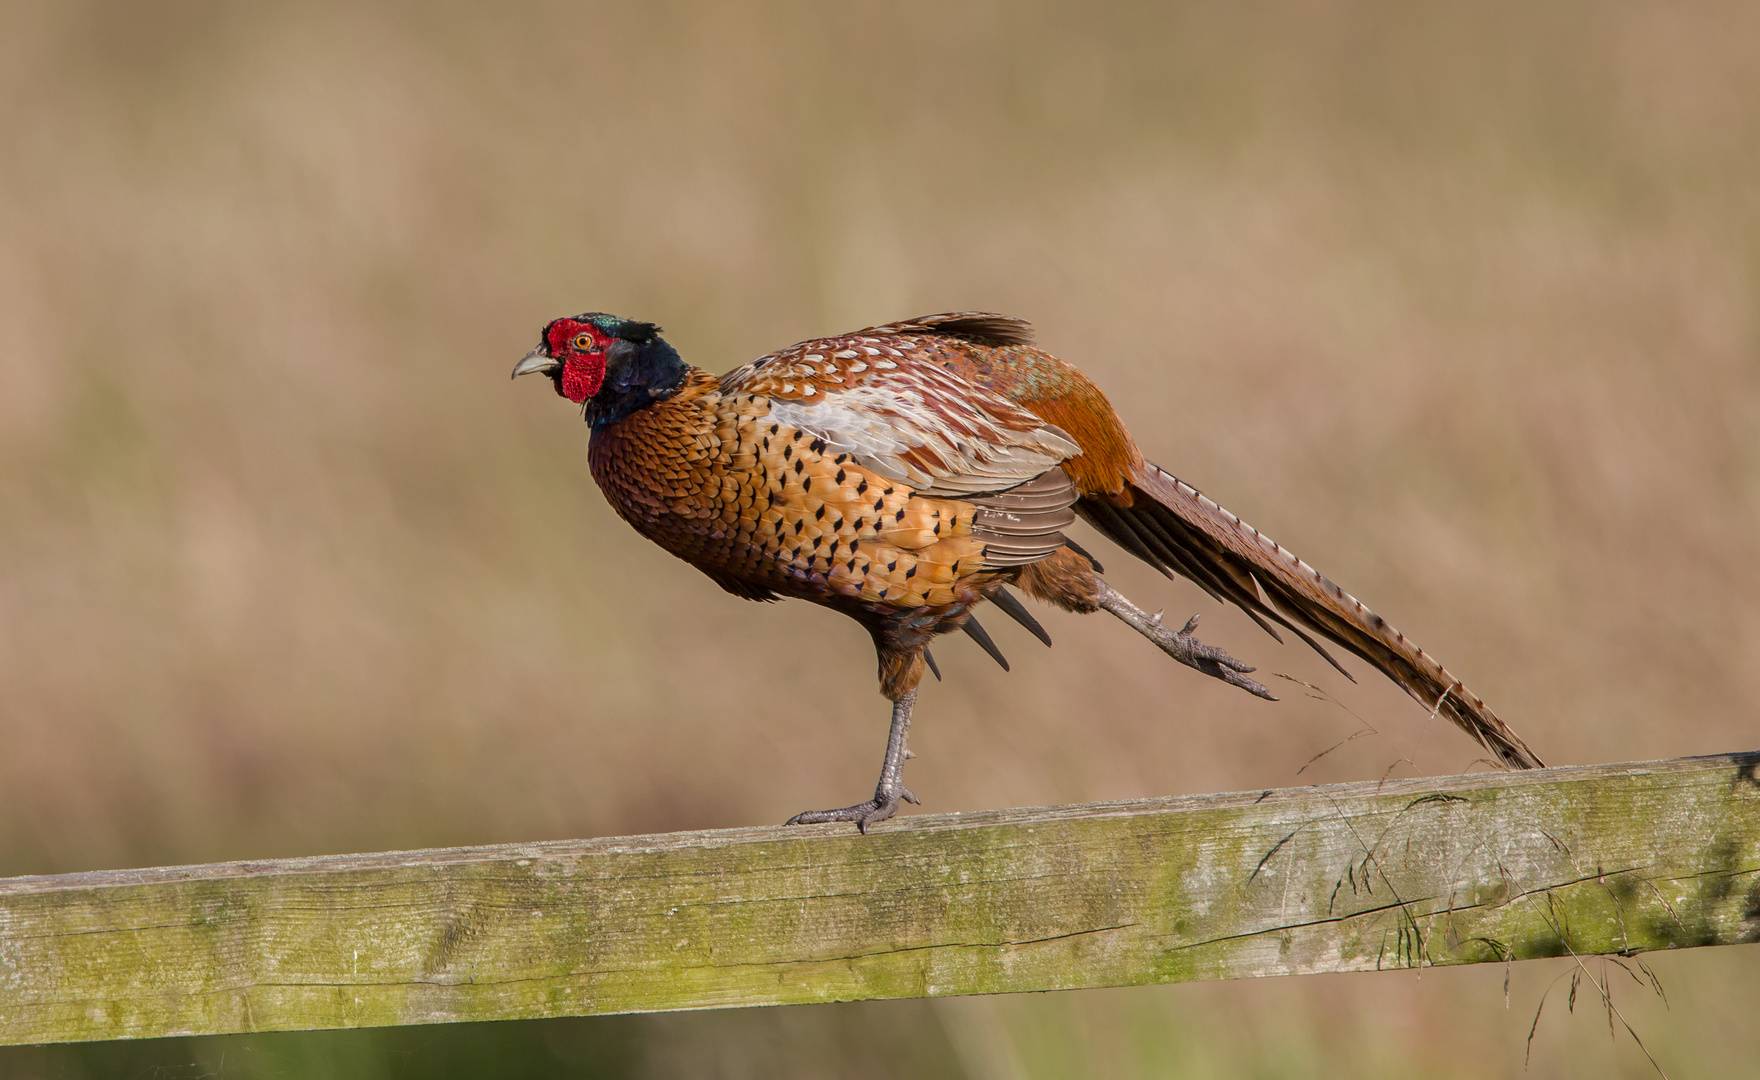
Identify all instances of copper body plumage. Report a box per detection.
[514,311,1543,831]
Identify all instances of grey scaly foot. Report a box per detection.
[1095,580,1276,700]
[784,689,920,833]
[785,788,920,833]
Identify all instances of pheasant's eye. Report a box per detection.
[572,334,594,351]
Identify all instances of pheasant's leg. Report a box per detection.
[785,689,920,833]
[1094,579,1277,700]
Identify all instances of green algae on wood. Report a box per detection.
[0,753,1756,1045]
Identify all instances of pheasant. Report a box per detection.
[514,312,1543,830]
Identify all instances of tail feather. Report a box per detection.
[961,615,1011,671]
[1082,461,1544,770]
[1082,495,1302,648]
[1080,498,1191,589]
[991,586,1053,647]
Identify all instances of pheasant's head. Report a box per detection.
[514,312,688,429]
[511,313,664,403]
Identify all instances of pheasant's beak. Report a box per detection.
[511,346,561,380]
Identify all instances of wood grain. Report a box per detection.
[1,754,1756,1045]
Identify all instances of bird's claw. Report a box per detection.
[1146,612,1277,701]
[1094,582,1273,699]
[785,788,915,832]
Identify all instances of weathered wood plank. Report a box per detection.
[1,753,1756,1045]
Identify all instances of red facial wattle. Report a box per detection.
[560,354,605,402]
[544,320,608,403]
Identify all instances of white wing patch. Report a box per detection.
[764,380,1078,497]
[724,326,1079,498]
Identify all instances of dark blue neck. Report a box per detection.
[584,337,690,430]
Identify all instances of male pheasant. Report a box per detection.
[514,312,1542,830]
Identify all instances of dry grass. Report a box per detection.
[1,1,1757,1076]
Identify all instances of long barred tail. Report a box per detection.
[1078,461,1544,770]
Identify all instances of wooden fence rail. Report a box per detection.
[1,753,1756,1046]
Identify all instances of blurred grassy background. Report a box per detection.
[1,0,1757,1075]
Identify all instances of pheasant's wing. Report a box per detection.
[721,329,1078,498]
[722,327,1082,568]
